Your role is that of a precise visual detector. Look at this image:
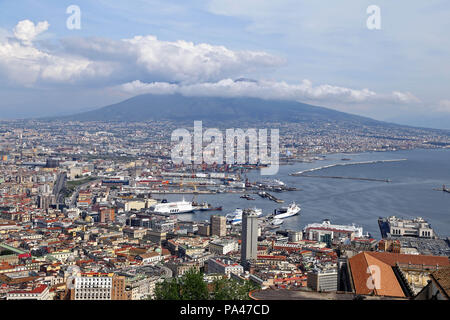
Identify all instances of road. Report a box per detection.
[53,173,67,207]
[69,178,102,208]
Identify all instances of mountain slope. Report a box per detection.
[56,93,385,125]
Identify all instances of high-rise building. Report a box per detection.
[37,194,51,210]
[241,210,258,268]
[210,215,226,237]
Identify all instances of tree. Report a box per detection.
[154,278,182,300]
[154,269,208,300]
[179,269,209,300]
[153,269,259,300]
[212,277,259,300]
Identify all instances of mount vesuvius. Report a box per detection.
[55,93,389,126]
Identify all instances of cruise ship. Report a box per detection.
[149,198,195,214]
[226,208,262,225]
[272,202,301,219]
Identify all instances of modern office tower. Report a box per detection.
[241,210,258,268]
[307,268,338,292]
[210,215,226,237]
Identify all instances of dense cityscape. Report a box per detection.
[1,1,450,313]
[0,120,449,301]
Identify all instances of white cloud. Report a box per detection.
[120,80,178,95]
[1,20,283,87]
[0,20,112,86]
[13,20,49,45]
[116,78,419,106]
[61,35,284,83]
[0,19,423,110]
[391,91,421,104]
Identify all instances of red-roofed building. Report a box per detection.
[347,251,449,298]
[6,284,50,300]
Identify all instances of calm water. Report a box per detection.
[155,148,450,238]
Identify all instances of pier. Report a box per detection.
[147,190,217,194]
[290,159,407,176]
[257,191,284,203]
[298,174,391,182]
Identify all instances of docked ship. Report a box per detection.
[149,198,195,214]
[271,218,284,226]
[255,179,285,187]
[272,202,301,219]
[192,201,222,211]
[226,208,262,225]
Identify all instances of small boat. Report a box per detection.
[240,194,255,200]
[193,202,223,211]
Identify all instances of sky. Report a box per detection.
[0,0,449,129]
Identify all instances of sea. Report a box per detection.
[154,148,450,239]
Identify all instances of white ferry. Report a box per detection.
[149,198,195,214]
[272,202,301,219]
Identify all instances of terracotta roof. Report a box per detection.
[349,252,405,297]
[430,266,450,299]
[367,252,450,267]
[349,252,449,298]
[137,252,160,259]
[8,284,48,294]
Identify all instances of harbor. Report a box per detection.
[158,149,450,238]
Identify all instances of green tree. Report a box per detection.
[153,270,259,300]
[212,277,259,300]
[154,269,208,300]
[179,269,209,300]
[154,278,182,300]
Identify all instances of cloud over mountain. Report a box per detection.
[116,79,420,105]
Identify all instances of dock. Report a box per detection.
[257,191,284,203]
